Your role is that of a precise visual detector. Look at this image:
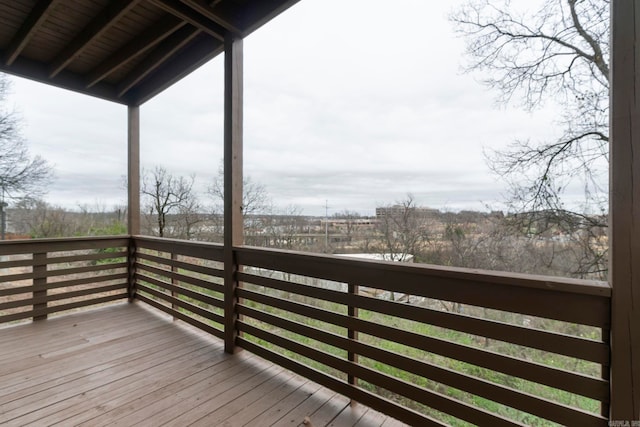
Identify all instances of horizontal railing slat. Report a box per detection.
[0,283,127,311]
[0,258,36,269]
[136,252,223,278]
[45,262,128,278]
[136,283,224,325]
[136,263,224,293]
[237,337,446,427]
[0,271,36,283]
[238,321,524,427]
[237,287,608,402]
[46,250,128,265]
[238,271,609,364]
[0,293,127,324]
[0,272,129,299]
[238,303,606,426]
[135,273,223,309]
[136,293,224,339]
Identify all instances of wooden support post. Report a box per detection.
[33,252,47,320]
[348,282,359,399]
[610,0,640,420]
[128,105,140,236]
[223,33,243,354]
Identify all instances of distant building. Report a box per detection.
[337,253,414,263]
[375,205,439,219]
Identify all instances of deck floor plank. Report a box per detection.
[0,302,407,427]
[14,343,224,426]
[300,393,353,427]
[0,323,201,405]
[275,385,338,426]
[46,351,249,426]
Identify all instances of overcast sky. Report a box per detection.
[5,0,565,217]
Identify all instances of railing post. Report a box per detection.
[601,327,610,418]
[223,33,244,354]
[127,237,137,302]
[171,252,178,319]
[33,252,47,321]
[348,282,359,398]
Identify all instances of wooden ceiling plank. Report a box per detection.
[86,15,186,88]
[148,0,224,41]
[4,0,59,65]
[179,0,241,36]
[0,49,123,104]
[48,0,143,78]
[117,25,200,98]
[125,34,223,105]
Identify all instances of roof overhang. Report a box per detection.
[0,0,300,105]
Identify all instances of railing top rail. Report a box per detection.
[0,235,130,255]
[0,236,608,298]
[235,245,610,298]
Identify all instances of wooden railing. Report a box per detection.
[132,236,225,339]
[0,236,129,324]
[233,247,610,426]
[0,236,612,425]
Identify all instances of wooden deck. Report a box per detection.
[0,302,406,427]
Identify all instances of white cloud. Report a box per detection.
[5,0,568,216]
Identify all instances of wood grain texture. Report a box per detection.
[610,0,640,420]
[0,302,404,427]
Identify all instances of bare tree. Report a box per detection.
[208,164,270,218]
[141,166,197,238]
[174,196,206,240]
[0,75,53,200]
[451,0,609,277]
[375,195,431,262]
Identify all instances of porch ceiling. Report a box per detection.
[0,0,299,106]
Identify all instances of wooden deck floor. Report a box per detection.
[0,302,407,427]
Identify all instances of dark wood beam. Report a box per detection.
[212,0,301,36]
[124,33,223,105]
[0,49,124,104]
[609,0,640,420]
[148,0,225,41]
[86,15,186,88]
[179,0,242,36]
[4,0,59,65]
[48,0,142,78]
[223,34,243,354]
[116,25,201,99]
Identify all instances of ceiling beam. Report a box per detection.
[48,0,142,78]
[117,25,201,98]
[0,49,123,104]
[4,0,59,66]
[148,0,225,41]
[179,0,242,36]
[86,15,186,88]
[125,33,223,106]
[212,0,301,36]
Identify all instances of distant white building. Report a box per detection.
[337,253,414,263]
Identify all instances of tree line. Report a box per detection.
[6,178,608,282]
